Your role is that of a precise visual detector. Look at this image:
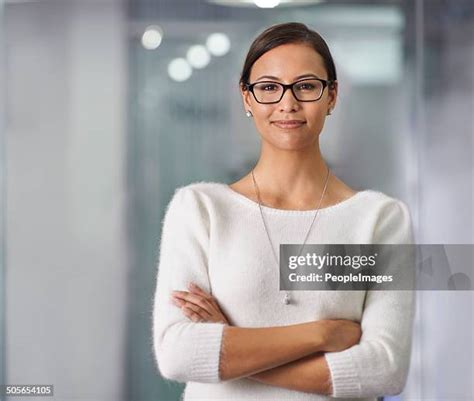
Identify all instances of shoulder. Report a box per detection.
[366,190,411,221]
[164,181,224,218]
[171,181,224,204]
[360,189,410,213]
[160,181,223,237]
[362,190,414,244]
[175,180,223,194]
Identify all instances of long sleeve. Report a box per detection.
[152,187,225,383]
[324,199,416,398]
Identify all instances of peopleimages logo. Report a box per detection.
[280,244,417,291]
[288,253,378,270]
[280,244,473,291]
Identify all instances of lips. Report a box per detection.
[272,120,305,129]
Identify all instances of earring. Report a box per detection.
[327,109,332,116]
[246,110,253,118]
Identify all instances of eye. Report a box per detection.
[255,83,279,92]
[295,82,316,91]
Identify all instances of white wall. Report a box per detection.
[5,1,128,399]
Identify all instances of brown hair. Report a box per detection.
[239,22,337,90]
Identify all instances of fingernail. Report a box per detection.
[189,282,197,289]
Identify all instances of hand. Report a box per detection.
[317,319,362,352]
[170,283,231,325]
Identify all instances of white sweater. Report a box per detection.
[152,181,415,400]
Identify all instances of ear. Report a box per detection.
[327,80,338,110]
[240,84,253,114]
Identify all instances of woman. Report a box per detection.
[152,22,415,400]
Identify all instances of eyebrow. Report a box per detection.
[254,73,321,81]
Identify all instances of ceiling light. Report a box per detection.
[141,25,163,50]
[206,0,324,7]
[254,0,280,8]
[168,58,192,82]
[186,45,211,69]
[206,33,231,56]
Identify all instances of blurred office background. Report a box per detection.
[1,0,473,400]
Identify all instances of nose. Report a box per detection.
[279,87,300,112]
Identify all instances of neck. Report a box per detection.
[252,144,329,200]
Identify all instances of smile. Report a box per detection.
[272,121,305,129]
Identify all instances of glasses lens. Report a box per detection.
[252,82,283,103]
[293,79,324,101]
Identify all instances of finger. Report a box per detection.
[188,283,215,302]
[170,295,213,320]
[186,286,225,320]
[180,302,212,320]
[182,305,206,322]
[187,284,221,310]
[181,306,200,322]
[172,291,214,311]
[187,288,220,312]
[171,291,220,321]
[170,297,185,308]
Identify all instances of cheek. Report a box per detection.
[252,108,274,127]
[309,113,327,135]
[254,105,274,118]
[306,103,326,118]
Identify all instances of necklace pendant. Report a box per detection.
[284,293,291,305]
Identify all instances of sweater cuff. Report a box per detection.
[190,323,225,383]
[324,350,361,397]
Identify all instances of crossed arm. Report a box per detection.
[249,352,332,394]
[164,279,414,399]
[170,284,361,395]
[219,324,334,395]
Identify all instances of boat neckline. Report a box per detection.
[214,182,372,215]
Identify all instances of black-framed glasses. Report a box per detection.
[244,78,334,104]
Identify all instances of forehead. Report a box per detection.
[250,43,327,81]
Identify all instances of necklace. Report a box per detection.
[251,166,331,305]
